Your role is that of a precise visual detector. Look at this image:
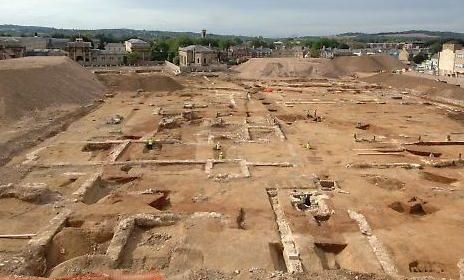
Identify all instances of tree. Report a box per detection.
[413,52,428,65]
[151,40,170,61]
[310,48,321,58]
[218,39,234,50]
[233,37,243,45]
[338,43,350,49]
[127,52,141,64]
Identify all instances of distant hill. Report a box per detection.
[2,25,464,43]
[0,24,253,41]
[337,30,464,41]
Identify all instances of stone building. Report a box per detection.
[15,37,48,50]
[90,43,127,66]
[438,43,464,77]
[65,38,92,64]
[398,48,413,64]
[178,45,218,67]
[106,43,126,53]
[125,39,151,61]
[0,38,26,60]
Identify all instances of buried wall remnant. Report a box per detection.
[458,258,464,280]
[267,188,304,273]
[348,210,399,277]
[347,162,423,169]
[106,213,180,266]
[16,209,72,276]
[72,172,108,204]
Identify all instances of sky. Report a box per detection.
[1,0,464,37]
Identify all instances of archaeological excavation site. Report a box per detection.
[1,56,464,280]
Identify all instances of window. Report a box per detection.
[204,58,206,64]
[197,58,200,63]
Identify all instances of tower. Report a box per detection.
[201,29,207,39]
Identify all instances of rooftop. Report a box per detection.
[179,45,215,53]
[126,38,148,44]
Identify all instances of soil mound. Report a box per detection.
[325,55,405,76]
[232,56,405,80]
[362,73,464,102]
[98,73,184,92]
[0,57,105,121]
[232,58,322,79]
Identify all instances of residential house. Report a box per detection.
[273,41,285,50]
[89,43,127,66]
[416,54,439,74]
[398,48,413,64]
[251,47,272,58]
[438,43,464,77]
[178,45,218,67]
[228,45,253,63]
[320,47,355,59]
[272,46,307,58]
[125,39,151,61]
[106,43,126,53]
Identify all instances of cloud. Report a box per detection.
[1,0,463,36]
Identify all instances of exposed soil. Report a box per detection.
[97,73,184,92]
[232,56,405,80]
[1,60,464,280]
[0,57,104,121]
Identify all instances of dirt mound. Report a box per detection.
[232,58,322,79]
[325,55,405,77]
[0,57,105,121]
[232,56,405,80]
[362,73,464,103]
[97,73,184,92]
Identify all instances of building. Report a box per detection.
[272,47,305,58]
[252,47,273,58]
[65,38,92,64]
[438,43,464,77]
[320,47,355,59]
[26,49,67,57]
[0,38,26,60]
[398,49,413,64]
[106,43,126,53]
[455,50,464,77]
[416,54,439,74]
[89,43,127,66]
[178,45,218,67]
[47,38,70,50]
[125,39,151,61]
[273,41,285,50]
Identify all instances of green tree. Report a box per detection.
[233,37,243,45]
[127,52,141,64]
[151,40,170,61]
[310,48,321,58]
[413,52,428,64]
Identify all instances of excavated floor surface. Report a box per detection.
[0,69,463,279]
